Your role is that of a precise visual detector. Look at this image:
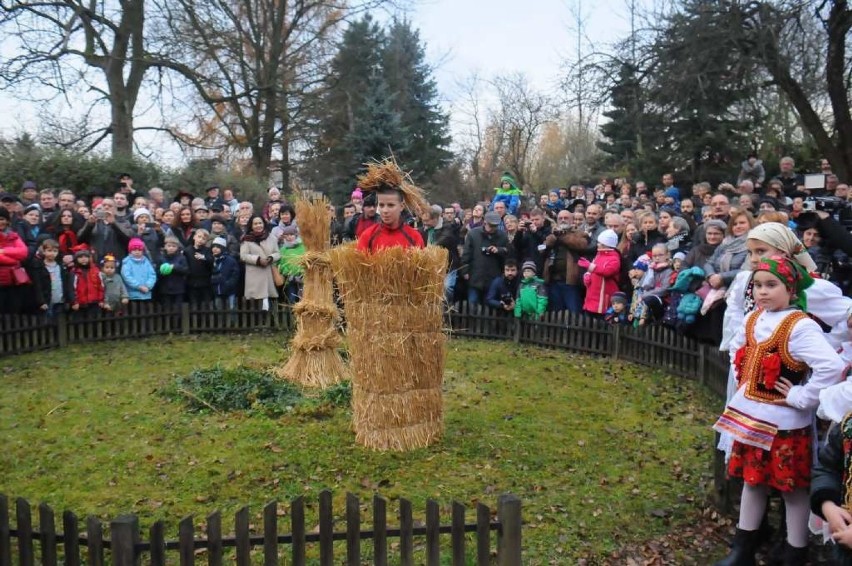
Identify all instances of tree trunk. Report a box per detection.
[826,0,852,180]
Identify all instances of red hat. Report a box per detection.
[128,238,146,251]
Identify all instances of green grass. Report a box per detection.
[0,334,721,562]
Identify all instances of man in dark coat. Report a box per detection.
[461,212,509,305]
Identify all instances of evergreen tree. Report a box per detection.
[381,18,452,181]
[309,15,386,202]
[346,70,410,174]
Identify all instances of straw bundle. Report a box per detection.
[329,244,448,451]
[276,198,348,388]
[357,158,430,218]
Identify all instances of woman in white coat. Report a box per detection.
[239,214,280,310]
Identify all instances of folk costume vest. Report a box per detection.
[714,309,809,451]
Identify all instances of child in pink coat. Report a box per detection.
[580,229,622,316]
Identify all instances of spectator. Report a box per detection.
[774,156,803,196]
[222,188,239,216]
[694,193,732,245]
[461,211,509,306]
[240,215,280,310]
[30,238,73,317]
[171,207,198,248]
[737,153,765,188]
[0,208,31,315]
[209,215,240,256]
[502,214,523,264]
[491,172,522,216]
[485,259,520,312]
[261,187,283,222]
[515,208,552,274]
[101,255,129,313]
[20,181,38,207]
[49,209,80,265]
[277,225,305,304]
[204,185,225,210]
[604,292,630,325]
[121,238,156,302]
[580,229,621,317]
[184,229,214,306]
[680,198,700,223]
[39,189,57,218]
[630,212,666,263]
[581,203,605,253]
[637,243,673,325]
[211,236,240,313]
[684,219,725,269]
[113,192,131,223]
[132,208,164,263]
[514,261,547,320]
[542,212,589,313]
[147,187,165,210]
[16,204,43,261]
[78,199,133,263]
[703,211,755,290]
[157,235,189,308]
[420,205,461,303]
[277,204,296,229]
[462,203,485,240]
[347,192,379,241]
[69,246,103,317]
[665,216,692,256]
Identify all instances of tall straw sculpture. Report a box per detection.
[329,159,448,451]
[276,197,348,388]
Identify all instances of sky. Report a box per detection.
[0,0,633,167]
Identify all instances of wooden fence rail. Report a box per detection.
[0,492,521,566]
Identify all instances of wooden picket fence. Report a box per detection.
[0,300,293,356]
[0,492,521,566]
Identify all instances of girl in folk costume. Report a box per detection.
[712,256,847,565]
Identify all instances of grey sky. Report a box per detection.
[0,0,632,166]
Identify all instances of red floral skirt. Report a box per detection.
[728,427,811,492]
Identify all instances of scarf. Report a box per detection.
[751,255,814,311]
[747,223,817,273]
[717,234,747,273]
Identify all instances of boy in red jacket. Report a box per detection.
[356,185,424,253]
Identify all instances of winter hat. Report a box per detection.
[484,211,502,225]
[209,214,226,225]
[664,188,680,200]
[211,236,227,249]
[280,224,298,236]
[611,291,628,305]
[21,180,37,191]
[673,252,687,262]
[522,260,537,274]
[164,235,180,246]
[351,188,363,200]
[597,229,619,249]
[133,207,152,221]
[128,237,146,252]
[23,204,41,215]
[632,254,651,271]
[72,244,90,258]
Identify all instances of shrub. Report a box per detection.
[162,364,351,417]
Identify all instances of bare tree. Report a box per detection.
[0,0,179,157]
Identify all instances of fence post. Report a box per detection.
[110,515,139,566]
[611,324,620,360]
[181,303,190,335]
[56,311,68,348]
[512,318,520,344]
[497,495,521,566]
[698,345,706,385]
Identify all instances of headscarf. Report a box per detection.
[751,255,814,311]
[747,223,817,273]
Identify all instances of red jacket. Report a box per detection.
[583,248,622,314]
[72,265,104,306]
[357,222,425,253]
[0,230,30,287]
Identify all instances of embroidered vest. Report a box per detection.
[734,309,808,404]
[842,414,852,511]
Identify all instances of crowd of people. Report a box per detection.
[0,157,849,341]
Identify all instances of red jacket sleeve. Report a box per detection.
[593,253,621,278]
[0,232,29,265]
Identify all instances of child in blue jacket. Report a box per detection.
[121,238,157,301]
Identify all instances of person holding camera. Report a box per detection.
[78,198,133,263]
[542,209,590,313]
[461,212,509,306]
[515,208,552,273]
[485,259,520,313]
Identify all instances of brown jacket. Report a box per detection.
[542,229,590,286]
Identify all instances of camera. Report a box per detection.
[95,208,106,220]
[500,292,513,306]
[481,246,491,254]
[803,196,849,213]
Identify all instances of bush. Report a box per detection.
[162,364,351,417]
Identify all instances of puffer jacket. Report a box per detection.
[0,230,30,287]
[582,248,621,314]
[514,276,547,319]
[542,229,589,286]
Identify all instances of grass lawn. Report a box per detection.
[0,333,723,563]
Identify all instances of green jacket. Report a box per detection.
[278,240,306,277]
[514,276,547,319]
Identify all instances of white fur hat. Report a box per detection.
[597,229,619,249]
